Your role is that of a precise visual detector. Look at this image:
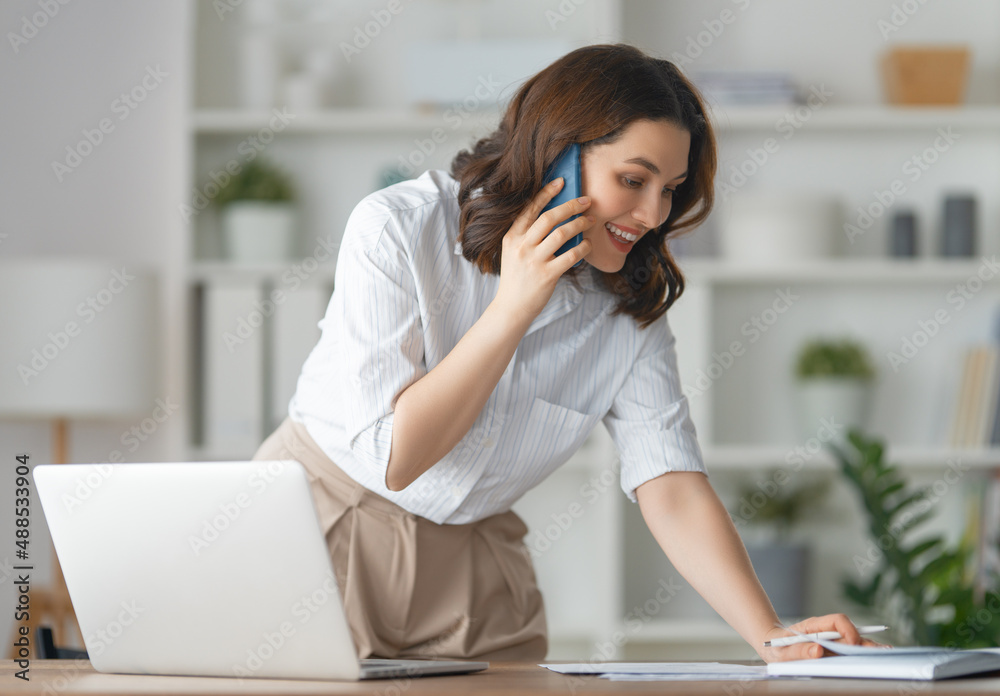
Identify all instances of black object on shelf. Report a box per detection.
[35,626,89,660]
[940,194,977,257]
[889,210,918,257]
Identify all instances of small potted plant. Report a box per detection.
[731,472,830,618]
[794,338,875,443]
[213,158,297,263]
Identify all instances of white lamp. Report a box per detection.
[0,258,158,654]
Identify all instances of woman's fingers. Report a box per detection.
[537,209,594,256]
[762,614,889,663]
[510,177,566,236]
[784,642,826,661]
[787,613,862,644]
[527,196,593,246]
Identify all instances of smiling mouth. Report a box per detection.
[605,222,642,251]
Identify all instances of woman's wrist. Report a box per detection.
[484,296,535,339]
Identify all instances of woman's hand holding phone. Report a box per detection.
[389,179,590,490]
[493,178,593,329]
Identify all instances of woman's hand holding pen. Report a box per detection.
[493,177,593,328]
[759,613,889,662]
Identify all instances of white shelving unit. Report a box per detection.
[185,0,1000,663]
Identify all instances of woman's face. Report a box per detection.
[579,119,691,273]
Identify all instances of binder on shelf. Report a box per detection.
[949,348,976,447]
[963,348,987,446]
[978,348,1000,445]
[269,284,329,434]
[950,346,1000,448]
[203,280,265,455]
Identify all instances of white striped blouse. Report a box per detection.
[288,169,705,525]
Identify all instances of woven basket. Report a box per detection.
[881,46,970,105]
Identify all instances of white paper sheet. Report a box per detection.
[542,662,770,680]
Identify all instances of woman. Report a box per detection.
[254,43,875,662]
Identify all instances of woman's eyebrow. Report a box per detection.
[624,157,688,181]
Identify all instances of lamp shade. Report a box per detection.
[0,258,158,420]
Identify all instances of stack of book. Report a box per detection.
[949,345,1000,448]
[692,71,800,106]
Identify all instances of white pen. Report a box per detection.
[763,625,889,648]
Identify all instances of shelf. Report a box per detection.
[186,445,259,462]
[709,104,1000,131]
[703,445,1000,471]
[188,260,337,283]
[195,105,1000,135]
[622,618,745,644]
[193,107,502,135]
[678,258,999,285]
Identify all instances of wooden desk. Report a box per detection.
[2,660,999,695]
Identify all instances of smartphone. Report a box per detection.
[540,143,584,266]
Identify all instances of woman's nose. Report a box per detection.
[632,191,664,229]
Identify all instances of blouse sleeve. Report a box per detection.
[602,314,707,502]
[334,199,426,479]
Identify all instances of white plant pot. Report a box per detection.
[720,193,844,266]
[222,202,296,263]
[795,377,873,444]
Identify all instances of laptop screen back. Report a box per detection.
[34,460,361,680]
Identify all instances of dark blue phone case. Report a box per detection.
[541,143,583,266]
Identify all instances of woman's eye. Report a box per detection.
[623,177,641,188]
[662,188,676,198]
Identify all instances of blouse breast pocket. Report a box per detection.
[522,397,603,469]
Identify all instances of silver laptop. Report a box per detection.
[33,460,488,681]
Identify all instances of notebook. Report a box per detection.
[33,460,489,681]
[766,639,1000,681]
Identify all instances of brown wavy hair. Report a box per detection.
[450,43,716,328]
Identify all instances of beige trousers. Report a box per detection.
[252,417,548,661]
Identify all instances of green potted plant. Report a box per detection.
[213,158,297,263]
[831,430,1000,647]
[731,472,830,618]
[794,338,875,443]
